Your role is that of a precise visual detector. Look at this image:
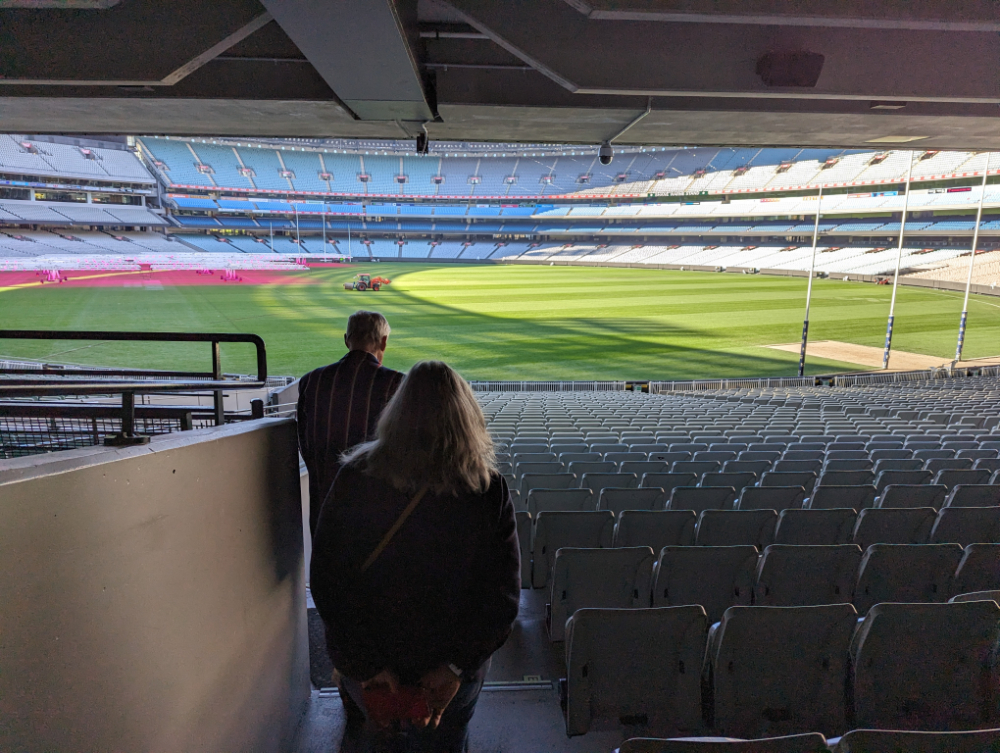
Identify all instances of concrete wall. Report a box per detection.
[0,419,309,753]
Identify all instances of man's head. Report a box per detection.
[345,310,390,363]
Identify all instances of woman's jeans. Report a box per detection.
[340,662,488,753]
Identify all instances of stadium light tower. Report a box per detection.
[882,151,916,370]
[955,154,991,363]
[797,186,824,377]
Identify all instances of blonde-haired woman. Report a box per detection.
[311,361,520,753]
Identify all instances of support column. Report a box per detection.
[955,155,991,363]
[882,153,916,370]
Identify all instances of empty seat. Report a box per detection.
[531,511,615,588]
[974,459,1000,473]
[954,544,1000,595]
[628,444,669,454]
[774,460,822,474]
[701,472,757,491]
[869,449,912,461]
[874,469,933,492]
[621,461,670,477]
[739,451,781,463]
[873,458,923,474]
[581,472,637,495]
[528,488,595,516]
[599,487,666,514]
[934,468,993,488]
[876,484,947,509]
[754,544,863,606]
[723,460,772,476]
[851,601,1000,730]
[509,443,550,454]
[515,511,532,588]
[694,451,738,463]
[826,449,868,460]
[605,452,647,464]
[851,507,937,550]
[649,451,693,464]
[549,547,654,641]
[959,449,999,460]
[564,606,708,737]
[613,510,697,550]
[773,509,857,546]
[781,451,824,462]
[925,458,974,473]
[821,459,872,472]
[568,461,616,477]
[808,485,876,511]
[670,443,708,454]
[833,727,1000,753]
[652,545,758,622]
[708,604,857,738]
[559,452,602,464]
[520,472,576,498]
[641,472,698,495]
[946,484,1000,507]
[929,507,1000,546]
[668,486,736,514]
[951,590,1000,604]
[515,460,563,478]
[913,449,954,460]
[672,461,721,476]
[762,471,817,492]
[696,510,778,548]
[619,733,829,753]
[817,470,875,487]
[736,486,805,512]
[852,543,963,613]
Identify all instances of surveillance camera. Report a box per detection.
[598,141,613,165]
[416,132,429,156]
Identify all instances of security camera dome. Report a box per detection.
[598,141,613,165]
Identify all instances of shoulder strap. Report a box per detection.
[360,484,429,573]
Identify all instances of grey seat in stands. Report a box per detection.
[826,449,868,460]
[934,468,993,488]
[669,486,736,514]
[869,449,912,461]
[850,601,1000,730]
[724,460,772,476]
[739,451,782,463]
[649,451,693,464]
[694,451,738,463]
[876,484,948,509]
[822,460,872,473]
[929,507,1000,546]
[563,606,708,737]
[672,460,721,476]
[515,511,532,589]
[531,510,615,588]
[600,487,667,514]
[701,472,757,491]
[954,544,1000,595]
[670,443,708,454]
[507,487,523,511]
[851,507,937,550]
[914,449,955,461]
[519,472,576,499]
[513,452,557,466]
[618,734,830,753]
[946,484,1000,507]
[852,543,963,613]
[874,469,933,492]
[975,459,1000,473]
[808,485,876,511]
[925,458,974,473]
[548,547,654,641]
[582,472,637,495]
[762,471,817,493]
[773,509,857,545]
[613,510,697,549]
[651,545,758,622]
[629,444,669,454]
[708,604,857,738]
[527,488,595,516]
[959,449,999,461]
[774,460,822,474]
[591,443,629,455]
[621,461,670,477]
[510,444,550,455]
[642,472,698,495]
[873,458,923,475]
[781,452,824,462]
[753,544,863,606]
[515,461,563,478]
[833,728,1000,753]
[696,510,778,548]
[559,452,602,464]
[816,470,875,487]
[951,590,1000,603]
[567,461,616,478]
[605,452,648,464]
[737,486,805,512]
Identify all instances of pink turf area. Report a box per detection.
[0,267,350,288]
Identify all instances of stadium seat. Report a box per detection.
[564,606,708,737]
[600,487,667,514]
[700,472,757,492]
[649,451,693,464]
[928,507,1000,546]
[821,460,871,472]
[780,452,824,463]
[738,451,781,463]
[531,511,615,588]
[950,590,1000,604]
[954,544,1000,595]
[707,604,857,738]
[621,461,670,477]
[548,547,655,641]
[642,472,699,495]
[875,484,947,509]
[807,485,876,511]
[736,486,805,512]
[872,458,923,474]
[816,470,875,487]
[696,510,778,548]
[672,461,721,476]
[753,544,863,606]
[651,545,757,622]
[613,510,697,550]
[874,469,933,492]
[559,452,602,464]
[527,488,595,516]
[851,507,937,549]
[773,509,857,545]
[568,461,617,477]
[832,727,1000,753]
[974,458,1000,473]
[869,449,912,461]
[582,472,637,495]
[618,734,829,753]
[591,443,629,455]
[852,543,963,613]
[694,451,738,463]
[515,511,532,588]
[605,452,648,464]
[723,460,771,476]
[668,486,736,514]
[520,472,576,498]
[924,458,973,473]
[933,468,993,488]
[850,601,1000,730]
[945,484,1000,507]
[761,471,817,492]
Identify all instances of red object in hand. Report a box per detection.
[363,685,431,726]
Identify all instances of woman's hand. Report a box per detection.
[361,668,400,694]
[418,665,462,729]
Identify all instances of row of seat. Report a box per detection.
[516,507,1000,588]
[564,600,1000,739]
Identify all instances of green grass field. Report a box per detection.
[1,263,998,381]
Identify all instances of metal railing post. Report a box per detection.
[956,156,991,363]
[798,186,824,376]
[882,152,916,369]
[211,340,224,426]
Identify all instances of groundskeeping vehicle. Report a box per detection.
[344,273,391,291]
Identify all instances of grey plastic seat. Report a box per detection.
[600,487,667,514]
[914,448,954,461]
[808,485,875,511]
[873,458,923,475]
[874,469,933,492]
[929,507,1000,546]
[723,460,771,477]
[515,511,532,589]
[774,460,822,474]
[826,449,868,460]
[614,510,697,550]
[620,461,670,477]
[754,544,863,606]
[649,451,693,464]
[628,444,669,454]
[701,472,757,491]
[581,472,637,495]
[876,484,947,509]
[934,468,993,488]
[568,461,617,478]
[509,443,550,455]
[739,451,781,463]
[605,452,648,465]
[977,458,1000,473]
[833,727,1000,753]
[946,484,1000,507]
[528,488,595,516]
[694,451,738,463]
[851,600,1000,730]
[548,547,654,641]
[591,443,629,455]
[925,457,974,474]
[672,460,721,476]
[668,486,736,514]
[708,604,857,738]
[619,733,829,753]
[670,443,708,454]
[851,507,937,550]
[869,449,912,461]
[852,543,963,613]
[762,471,817,492]
[696,510,778,548]
[531,510,615,588]
[652,545,758,622]
[773,509,857,545]
[816,470,875,488]
[559,452,602,464]
[515,460,563,478]
[951,590,1000,604]
[520,472,576,498]
[781,451,824,462]
[564,606,708,737]
[736,486,804,512]
[641,472,698,495]
[955,544,1000,595]
[822,460,872,473]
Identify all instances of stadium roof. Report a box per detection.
[2,1,999,150]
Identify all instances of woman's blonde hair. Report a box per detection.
[342,361,496,496]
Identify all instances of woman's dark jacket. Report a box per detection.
[309,465,520,684]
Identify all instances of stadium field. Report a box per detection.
[0,262,998,381]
